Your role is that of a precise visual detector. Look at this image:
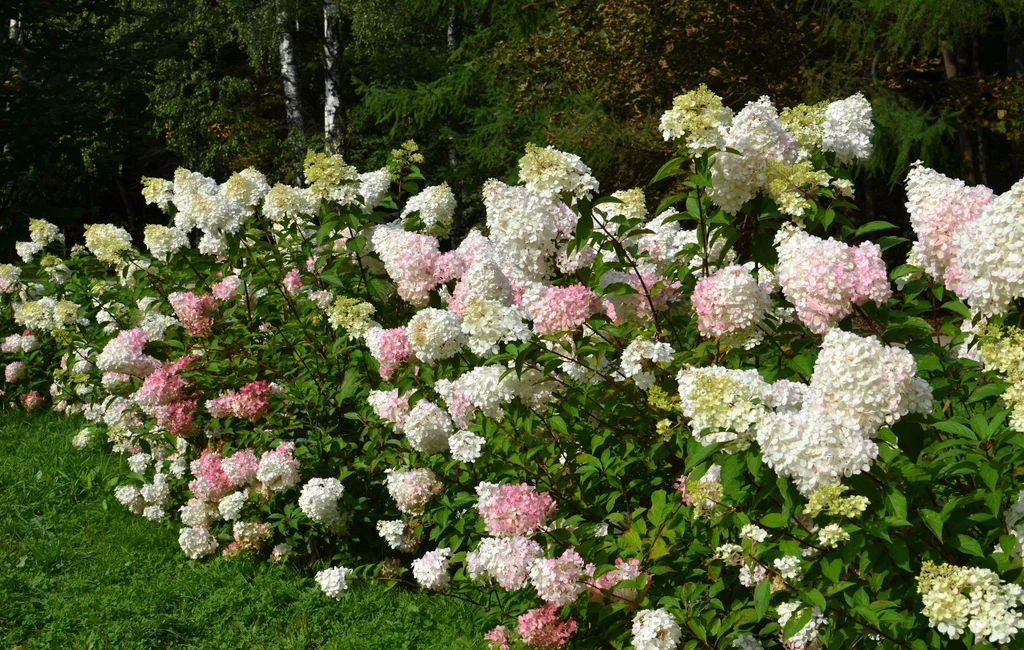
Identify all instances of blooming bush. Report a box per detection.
[3,91,1024,650]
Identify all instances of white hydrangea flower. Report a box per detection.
[71,428,93,449]
[466,535,544,591]
[144,225,189,261]
[949,178,1024,316]
[222,167,271,210]
[677,366,771,448]
[659,84,733,153]
[262,184,319,223]
[357,168,391,212]
[483,180,574,283]
[518,143,599,202]
[377,519,415,552]
[619,338,675,391]
[404,400,454,454]
[218,490,249,521]
[15,240,43,263]
[141,177,174,209]
[406,308,465,363]
[298,477,345,526]
[84,224,133,264]
[821,93,873,164]
[774,555,802,581]
[29,218,63,246]
[127,452,151,474]
[740,524,768,543]
[402,183,456,236]
[918,562,1024,644]
[412,547,452,590]
[452,365,518,422]
[631,608,682,650]
[732,634,763,650]
[180,499,219,527]
[757,330,932,494]
[449,430,485,463]
[115,484,145,515]
[817,524,849,548]
[315,566,351,599]
[709,96,799,215]
[178,526,218,559]
[776,602,824,650]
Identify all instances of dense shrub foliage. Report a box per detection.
[3,88,1024,650]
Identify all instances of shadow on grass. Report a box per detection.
[0,411,481,649]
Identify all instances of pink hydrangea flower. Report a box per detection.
[5,361,24,383]
[282,269,302,296]
[96,328,161,377]
[478,483,557,537]
[435,378,476,429]
[367,389,412,432]
[370,223,444,306]
[20,389,44,411]
[529,548,588,606]
[385,467,443,515]
[365,326,413,381]
[692,265,771,342]
[588,557,648,602]
[517,605,576,649]
[1,335,20,353]
[211,275,242,301]
[135,355,197,417]
[157,399,197,435]
[222,449,259,486]
[775,224,892,334]
[601,270,680,324]
[189,450,234,501]
[168,291,218,336]
[848,241,891,304]
[207,380,279,421]
[483,625,512,650]
[904,162,994,286]
[525,284,603,336]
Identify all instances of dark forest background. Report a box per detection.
[2,0,1023,255]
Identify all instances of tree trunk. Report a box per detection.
[1009,27,1024,179]
[972,36,988,186]
[941,40,977,184]
[446,3,458,168]
[278,5,304,137]
[1,18,22,219]
[115,170,137,231]
[323,0,345,155]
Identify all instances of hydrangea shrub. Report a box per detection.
[3,93,1024,650]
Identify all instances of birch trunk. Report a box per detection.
[323,0,345,154]
[278,6,304,136]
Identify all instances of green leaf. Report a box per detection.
[574,210,593,252]
[782,607,813,641]
[885,489,908,521]
[954,534,985,557]
[760,513,789,528]
[942,300,972,319]
[821,557,843,583]
[754,578,771,619]
[803,588,827,611]
[649,490,668,526]
[920,509,944,541]
[855,221,897,236]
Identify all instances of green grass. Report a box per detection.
[0,412,479,649]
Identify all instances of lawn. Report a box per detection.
[0,411,479,649]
